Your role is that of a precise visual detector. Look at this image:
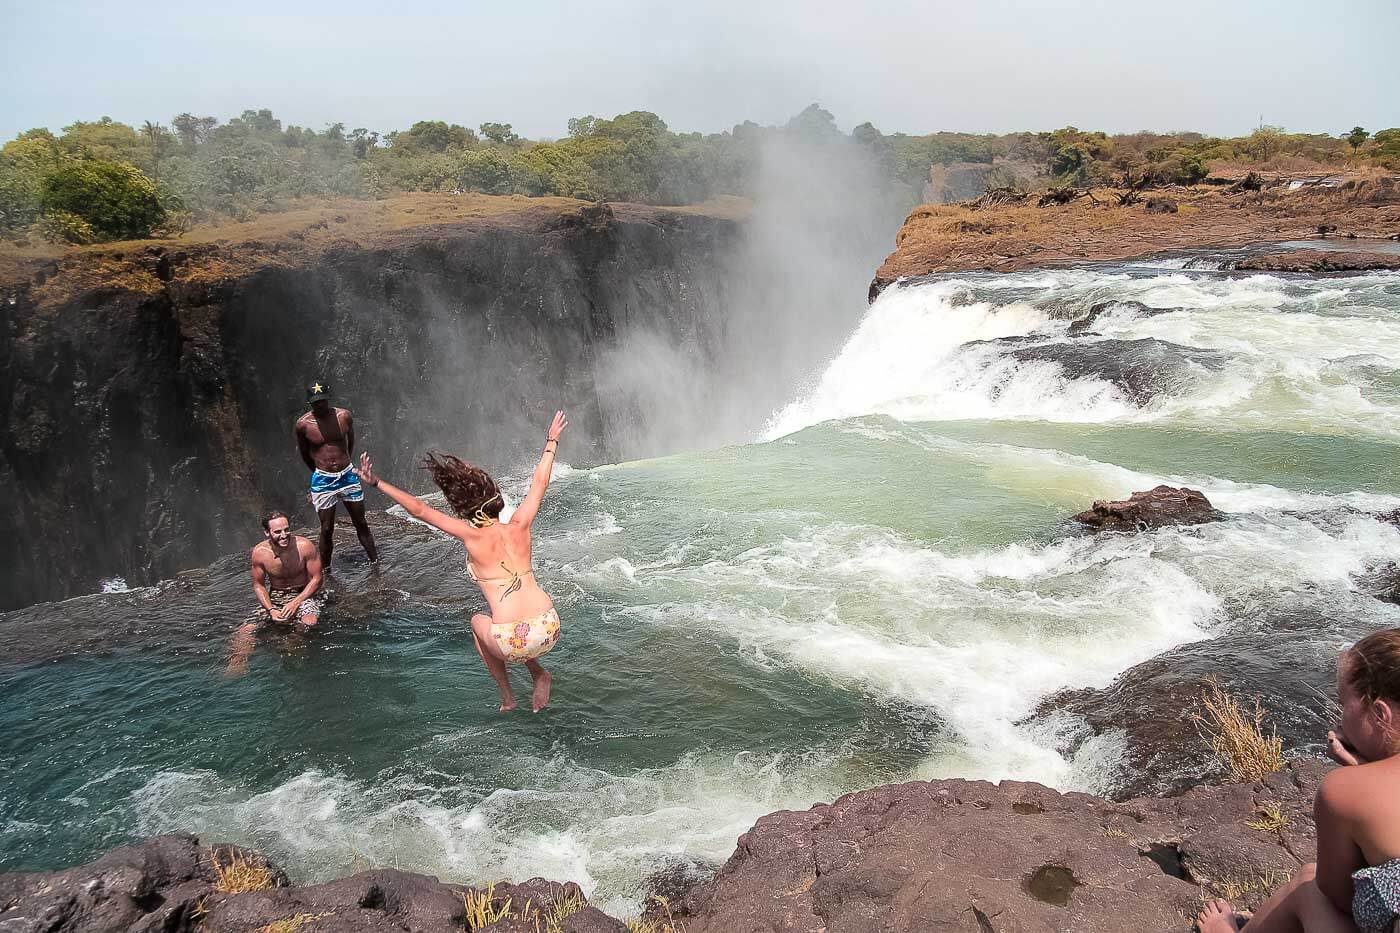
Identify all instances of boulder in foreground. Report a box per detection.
[1073,485,1223,531]
[665,761,1324,932]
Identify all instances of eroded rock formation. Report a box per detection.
[0,200,767,609]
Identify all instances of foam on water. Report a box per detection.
[131,748,861,917]
[766,268,1400,439]
[8,257,1400,912]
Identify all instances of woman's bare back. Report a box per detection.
[465,520,553,624]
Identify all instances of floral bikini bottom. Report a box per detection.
[490,609,561,662]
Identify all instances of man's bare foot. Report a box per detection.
[531,669,552,713]
[498,699,517,712]
[1195,899,1240,933]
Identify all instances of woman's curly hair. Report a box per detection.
[422,451,502,525]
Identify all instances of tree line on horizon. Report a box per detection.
[1,104,1396,245]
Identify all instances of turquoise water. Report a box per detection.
[3,261,1400,914]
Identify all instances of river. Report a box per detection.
[2,252,1398,915]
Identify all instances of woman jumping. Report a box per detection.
[357,411,568,712]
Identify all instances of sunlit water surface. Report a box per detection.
[4,258,1400,914]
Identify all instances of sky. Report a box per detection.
[2,0,1397,142]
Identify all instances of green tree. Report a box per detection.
[479,122,520,145]
[171,113,218,148]
[40,159,165,240]
[141,121,173,182]
[1346,126,1369,152]
[1246,125,1285,162]
[0,129,65,230]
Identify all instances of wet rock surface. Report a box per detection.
[1073,485,1224,531]
[0,835,612,933]
[960,337,1226,406]
[1065,299,1180,335]
[1009,338,1225,405]
[1232,249,1400,273]
[0,203,741,609]
[3,763,1328,933]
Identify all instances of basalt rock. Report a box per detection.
[1073,485,1223,531]
[661,761,1325,932]
[1066,299,1180,335]
[0,836,618,933]
[963,337,1226,406]
[1145,197,1179,214]
[5,765,1328,933]
[0,201,751,610]
[1232,249,1400,273]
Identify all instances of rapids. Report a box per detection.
[3,253,1399,914]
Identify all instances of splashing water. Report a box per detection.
[3,258,1399,914]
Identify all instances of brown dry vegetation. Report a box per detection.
[0,192,749,310]
[1192,679,1285,784]
[210,850,275,894]
[874,173,1400,294]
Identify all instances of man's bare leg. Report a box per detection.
[344,500,378,562]
[317,507,337,567]
[226,622,259,676]
[524,659,552,713]
[469,614,516,711]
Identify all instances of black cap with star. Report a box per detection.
[306,381,330,402]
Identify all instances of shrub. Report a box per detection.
[36,209,96,244]
[40,159,165,240]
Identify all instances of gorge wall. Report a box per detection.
[0,194,886,610]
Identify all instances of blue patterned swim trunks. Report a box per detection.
[309,464,364,511]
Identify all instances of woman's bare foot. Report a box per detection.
[1195,899,1241,932]
[531,669,552,713]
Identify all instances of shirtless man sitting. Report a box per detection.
[227,511,323,675]
[295,381,378,567]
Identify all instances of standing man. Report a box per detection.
[295,381,379,567]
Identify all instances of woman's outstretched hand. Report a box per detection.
[1327,729,1369,766]
[547,410,568,443]
[358,451,380,488]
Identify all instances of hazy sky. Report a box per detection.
[2,0,1396,142]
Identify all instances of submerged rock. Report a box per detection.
[1066,298,1181,335]
[1233,249,1400,273]
[1073,485,1224,531]
[963,336,1226,405]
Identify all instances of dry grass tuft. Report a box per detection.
[1101,825,1129,839]
[1191,679,1284,783]
[463,884,513,929]
[211,850,275,894]
[627,896,688,933]
[1208,869,1291,907]
[258,914,323,933]
[1245,803,1289,832]
[531,891,586,932]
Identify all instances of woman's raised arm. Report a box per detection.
[511,411,568,528]
[359,451,475,540]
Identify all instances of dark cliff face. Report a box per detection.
[0,202,750,609]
